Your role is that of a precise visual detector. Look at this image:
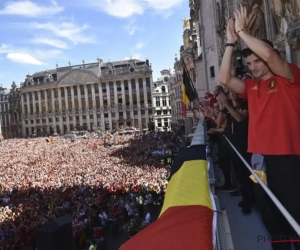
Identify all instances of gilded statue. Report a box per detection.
[284,0,300,22]
[241,0,266,38]
[270,0,300,35]
[182,18,190,30]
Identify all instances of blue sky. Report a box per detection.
[0,0,189,88]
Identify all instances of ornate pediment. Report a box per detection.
[57,70,99,86]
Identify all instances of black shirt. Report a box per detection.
[224,100,249,141]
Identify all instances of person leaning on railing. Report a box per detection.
[219,4,300,250]
[216,90,254,214]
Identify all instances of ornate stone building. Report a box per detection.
[152,69,172,131]
[0,83,22,139]
[20,59,153,136]
[0,86,10,138]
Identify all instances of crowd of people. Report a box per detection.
[0,130,185,249]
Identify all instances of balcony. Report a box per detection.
[188,120,276,250]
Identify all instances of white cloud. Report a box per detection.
[86,0,143,18]
[7,52,43,65]
[0,43,62,63]
[32,38,68,49]
[0,0,63,17]
[0,44,13,54]
[30,22,95,45]
[124,20,143,35]
[125,53,142,60]
[144,0,183,10]
[32,49,62,60]
[84,0,183,18]
[135,42,145,50]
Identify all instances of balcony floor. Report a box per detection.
[217,191,279,250]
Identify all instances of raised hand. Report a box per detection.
[234,4,247,33]
[226,18,238,43]
[218,93,230,107]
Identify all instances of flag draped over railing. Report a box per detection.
[119,145,217,250]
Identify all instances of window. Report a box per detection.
[157,119,162,128]
[117,81,121,91]
[146,77,151,88]
[156,97,160,107]
[73,86,78,96]
[162,97,167,106]
[124,80,128,91]
[131,79,136,89]
[80,85,84,95]
[138,78,143,89]
[210,66,215,78]
[109,82,114,93]
[161,86,166,92]
[87,85,92,94]
[96,97,100,108]
[118,95,122,104]
[95,83,99,93]
[102,82,107,93]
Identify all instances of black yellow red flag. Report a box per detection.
[182,65,198,116]
[120,145,217,250]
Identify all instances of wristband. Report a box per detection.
[226,43,235,47]
[236,28,247,34]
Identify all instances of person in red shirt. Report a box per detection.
[219,5,300,250]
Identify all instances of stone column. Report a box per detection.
[91,83,97,130]
[128,81,133,126]
[84,85,90,131]
[44,91,50,134]
[64,87,70,133]
[51,89,57,133]
[121,80,126,121]
[78,87,83,128]
[58,88,64,134]
[70,86,76,129]
[32,92,37,135]
[107,84,112,130]
[143,78,149,126]
[37,91,42,134]
[99,84,105,131]
[21,94,26,136]
[135,79,142,129]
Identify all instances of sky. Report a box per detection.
[0,0,189,88]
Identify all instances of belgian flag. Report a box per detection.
[120,145,217,250]
[182,66,198,116]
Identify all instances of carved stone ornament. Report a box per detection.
[243,0,266,39]
[287,29,300,49]
[58,70,99,86]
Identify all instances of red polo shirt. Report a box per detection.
[239,64,300,155]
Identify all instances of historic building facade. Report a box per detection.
[152,69,172,131]
[0,83,22,139]
[0,86,10,138]
[20,59,153,136]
